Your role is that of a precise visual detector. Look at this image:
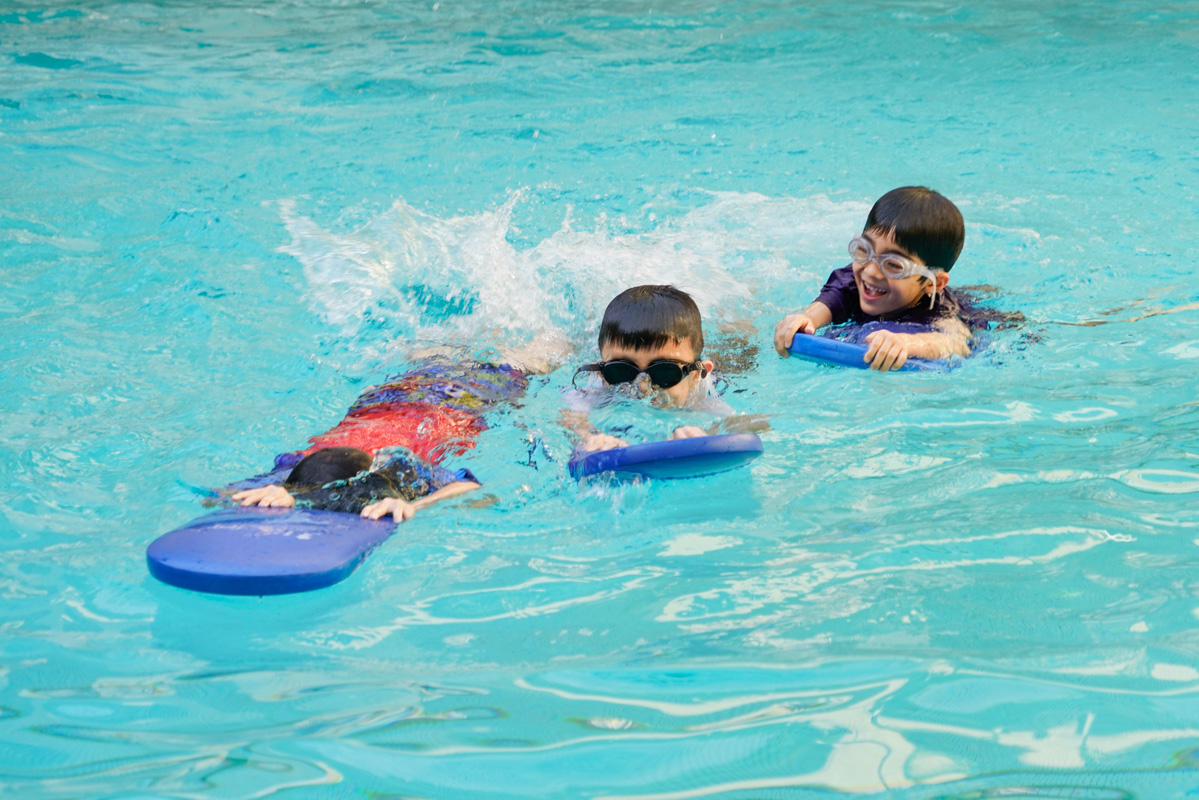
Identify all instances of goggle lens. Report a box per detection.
[601,361,690,389]
[848,236,934,281]
[575,360,699,389]
[878,256,912,277]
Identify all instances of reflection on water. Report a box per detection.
[4,0,1199,797]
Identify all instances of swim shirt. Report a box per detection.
[300,357,527,465]
[816,265,972,328]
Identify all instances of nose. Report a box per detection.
[634,372,653,396]
[860,258,886,280]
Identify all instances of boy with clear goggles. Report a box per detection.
[773,186,972,372]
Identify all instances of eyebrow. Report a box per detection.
[862,232,913,259]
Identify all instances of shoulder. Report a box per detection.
[821,265,857,292]
[684,372,734,416]
[561,384,606,413]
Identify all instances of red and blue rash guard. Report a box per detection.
[231,358,527,493]
[301,357,526,461]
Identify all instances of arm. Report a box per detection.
[862,317,972,371]
[560,408,629,453]
[773,301,834,357]
[706,413,771,436]
[360,480,482,522]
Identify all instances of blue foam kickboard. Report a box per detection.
[569,432,764,480]
[789,333,943,371]
[146,507,395,596]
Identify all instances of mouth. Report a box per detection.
[858,276,889,302]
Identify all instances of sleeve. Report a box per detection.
[813,265,858,326]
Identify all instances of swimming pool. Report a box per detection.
[3,0,1198,796]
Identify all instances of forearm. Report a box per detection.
[709,413,771,435]
[801,301,834,330]
[904,319,971,360]
[412,480,481,511]
[559,409,596,438]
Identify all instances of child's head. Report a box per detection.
[592,285,713,407]
[285,447,372,489]
[852,186,964,316]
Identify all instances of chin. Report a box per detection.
[858,298,891,316]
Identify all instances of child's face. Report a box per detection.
[851,229,936,316]
[598,338,713,408]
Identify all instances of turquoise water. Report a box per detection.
[3,1,1199,797]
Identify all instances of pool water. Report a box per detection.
[3,1,1199,797]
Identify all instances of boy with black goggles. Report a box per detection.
[564,285,732,454]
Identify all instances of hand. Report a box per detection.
[580,433,629,453]
[669,425,707,440]
[774,314,816,357]
[230,484,295,508]
[863,330,911,371]
[361,497,417,522]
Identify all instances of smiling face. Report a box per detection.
[598,337,713,407]
[852,228,936,317]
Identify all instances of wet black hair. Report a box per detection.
[598,285,704,355]
[864,186,965,271]
[284,447,371,489]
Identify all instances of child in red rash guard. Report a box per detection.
[228,356,531,523]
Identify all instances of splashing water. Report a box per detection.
[281,190,873,361]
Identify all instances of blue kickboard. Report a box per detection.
[147,507,395,596]
[789,333,943,372]
[569,433,764,480]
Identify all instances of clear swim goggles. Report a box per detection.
[848,236,944,308]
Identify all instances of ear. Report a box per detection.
[931,272,950,295]
[699,359,715,378]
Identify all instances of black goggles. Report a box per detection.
[574,359,703,389]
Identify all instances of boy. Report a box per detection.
[567,285,744,453]
[772,186,972,371]
[228,345,556,520]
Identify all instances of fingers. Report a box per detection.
[232,485,295,508]
[362,499,416,523]
[361,501,388,520]
[773,315,811,357]
[863,332,909,372]
[582,434,628,452]
[670,425,707,440]
[772,316,820,357]
[863,331,881,366]
[265,493,294,508]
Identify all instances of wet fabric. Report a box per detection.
[816,265,982,329]
[228,358,522,496]
[300,357,526,464]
